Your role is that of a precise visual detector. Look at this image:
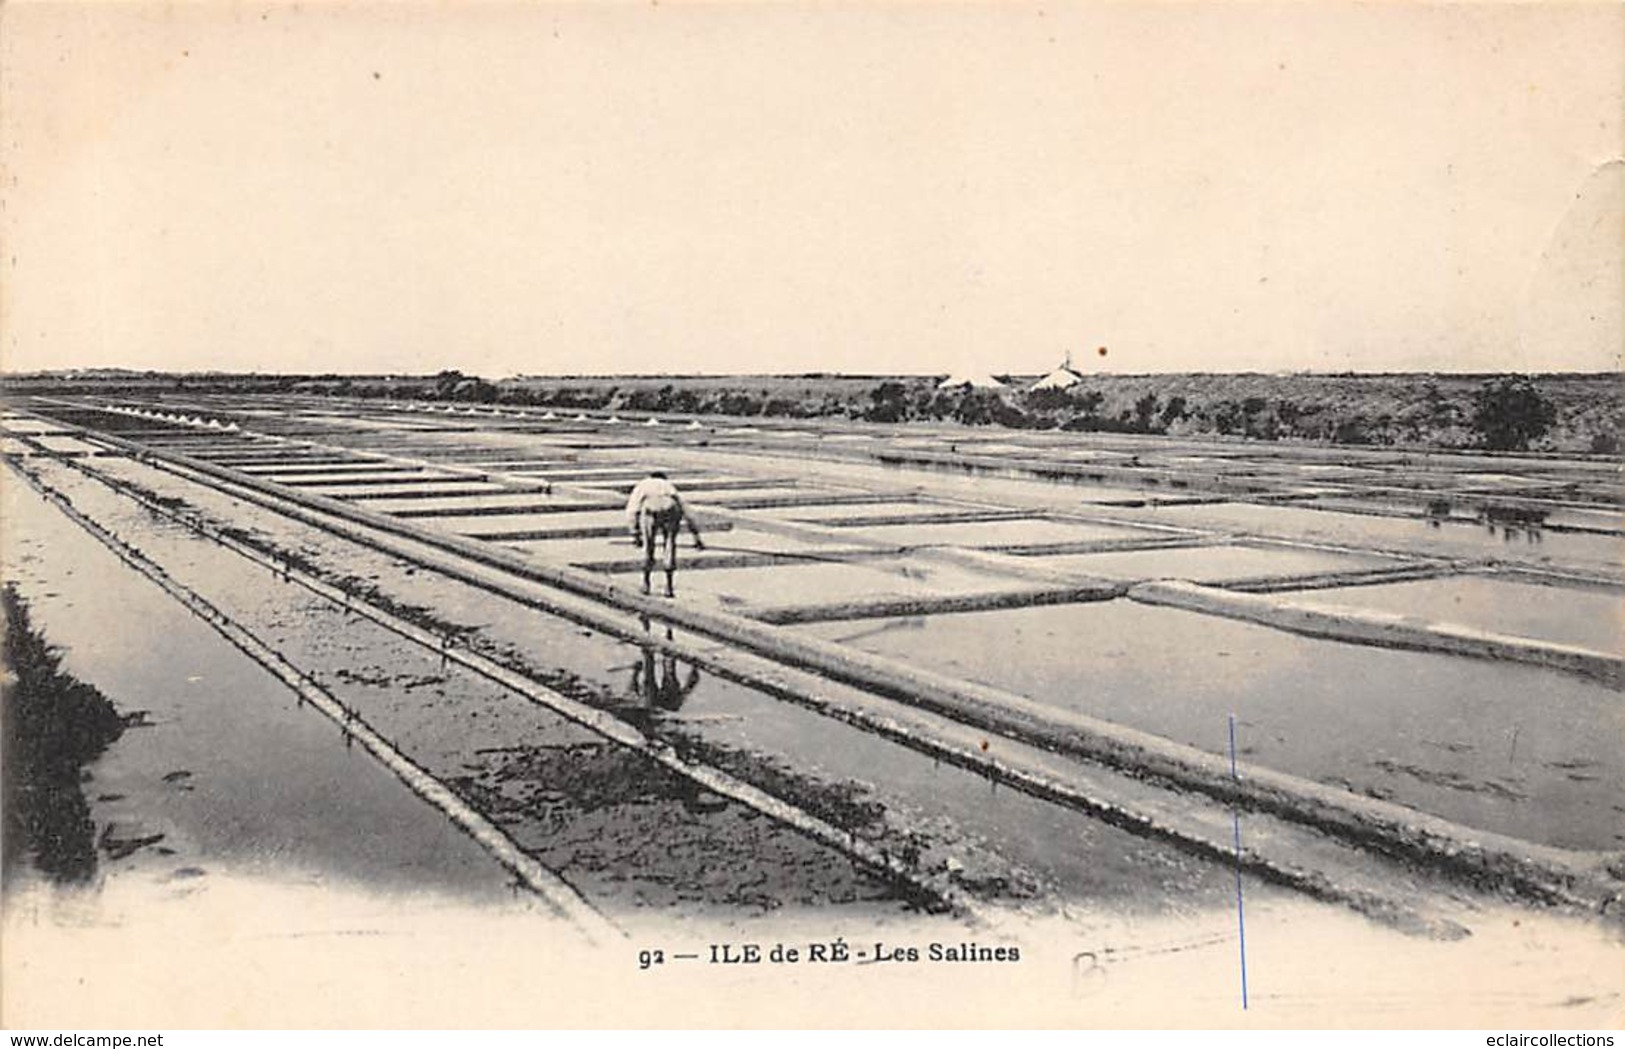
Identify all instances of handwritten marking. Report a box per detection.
[1229,713,1250,1011]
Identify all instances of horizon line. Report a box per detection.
[4,368,1621,381]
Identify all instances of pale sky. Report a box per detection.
[3,2,1621,377]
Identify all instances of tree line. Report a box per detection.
[15,368,1602,454]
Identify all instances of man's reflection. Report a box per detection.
[627,617,701,728]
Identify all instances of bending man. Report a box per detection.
[625,471,704,596]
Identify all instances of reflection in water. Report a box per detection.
[1407,498,1548,543]
[623,617,700,730]
[1478,505,1548,545]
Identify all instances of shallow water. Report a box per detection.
[216,454,383,468]
[9,462,905,921]
[263,469,459,485]
[1540,507,1625,532]
[366,491,596,515]
[25,452,1261,918]
[428,508,630,537]
[2,478,518,903]
[508,529,878,567]
[29,436,104,455]
[529,467,672,481]
[799,602,1623,851]
[1,416,70,435]
[611,556,1014,610]
[314,484,523,503]
[878,460,1162,504]
[1280,576,1624,653]
[1034,543,1399,583]
[1147,502,1625,568]
[236,465,425,479]
[736,500,919,522]
[856,517,1159,548]
[565,473,748,491]
[691,485,863,505]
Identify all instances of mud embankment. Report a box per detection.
[1,585,140,887]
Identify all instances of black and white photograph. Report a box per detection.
[1,0,1621,1033]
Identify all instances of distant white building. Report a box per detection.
[937,373,1006,391]
[1029,352,1086,390]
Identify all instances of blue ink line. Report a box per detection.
[1229,713,1249,1011]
